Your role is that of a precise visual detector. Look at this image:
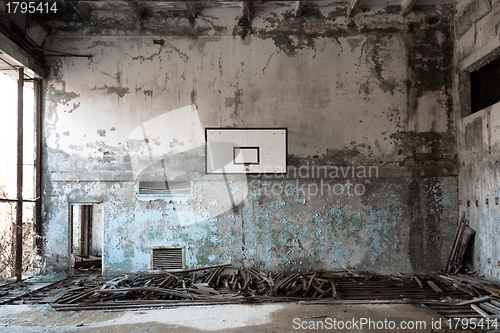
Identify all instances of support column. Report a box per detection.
[35,78,42,253]
[15,67,24,281]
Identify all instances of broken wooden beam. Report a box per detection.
[427,281,443,294]
[455,296,491,306]
[479,302,500,315]
[331,281,338,299]
[96,287,195,300]
[471,304,490,318]
[413,276,423,288]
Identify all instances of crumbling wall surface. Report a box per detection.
[41,4,457,275]
[455,2,500,281]
[457,106,500,281]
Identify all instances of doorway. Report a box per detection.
[69,203,103,271]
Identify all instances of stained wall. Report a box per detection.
[455,0,500,281]
[41,4,458,275]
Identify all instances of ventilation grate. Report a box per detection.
[138,181,193,197]
[151,247,185,271]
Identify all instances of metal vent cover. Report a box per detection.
[150,246,185,271]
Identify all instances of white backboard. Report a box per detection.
[206,128,287,174]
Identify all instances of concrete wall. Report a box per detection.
[41,4,458,275]
[455,1,500,281]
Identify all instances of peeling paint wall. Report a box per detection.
[41,4,457,275]
[457,106,500,281]
[455,2,500,281]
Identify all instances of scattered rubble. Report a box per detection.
[0,264,479,311]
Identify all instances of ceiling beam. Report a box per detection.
[185,2,198,22]
[294,1,304,18]
[401,0,419,16]
[347,0,362,17]
[70,1,91,21]
[127,2,143,21]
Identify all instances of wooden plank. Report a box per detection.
[452,283,475,296]
[427,281,443,294]
[193,283,220,295]
[419,303,451,327]
[0,280,64,304]
[453,224,475,271]
[445,212,466,274]
[471,304,490,318]
[305,273,317,294]
[331,281,338,299]
[413,276,423,288]
[39,290,68,304]
[456,296,491,306]
[454,275,500,295]
[64,288,98,304]
[96,287,195,300]
[480,302,500,315]
[445,215,475,274]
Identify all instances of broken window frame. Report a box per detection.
[463,48,500,117]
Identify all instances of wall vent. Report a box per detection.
[138,181,193,197]
[150,247,185,271]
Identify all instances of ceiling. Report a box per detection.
[0,0,459,76]
[51,0,457,22]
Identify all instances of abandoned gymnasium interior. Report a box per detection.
[1,0,500,331]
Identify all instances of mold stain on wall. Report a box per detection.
[40,4,458,275]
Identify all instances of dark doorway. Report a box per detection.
[70,203,103,271]
[470,56,500,114]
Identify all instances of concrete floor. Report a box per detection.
[0,302,475,332]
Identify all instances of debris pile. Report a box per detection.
[0,264,478,311]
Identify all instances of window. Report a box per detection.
[470,56,500,114]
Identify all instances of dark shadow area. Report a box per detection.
[471,56,500,113]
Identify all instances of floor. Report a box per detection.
[0,302,476,333]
